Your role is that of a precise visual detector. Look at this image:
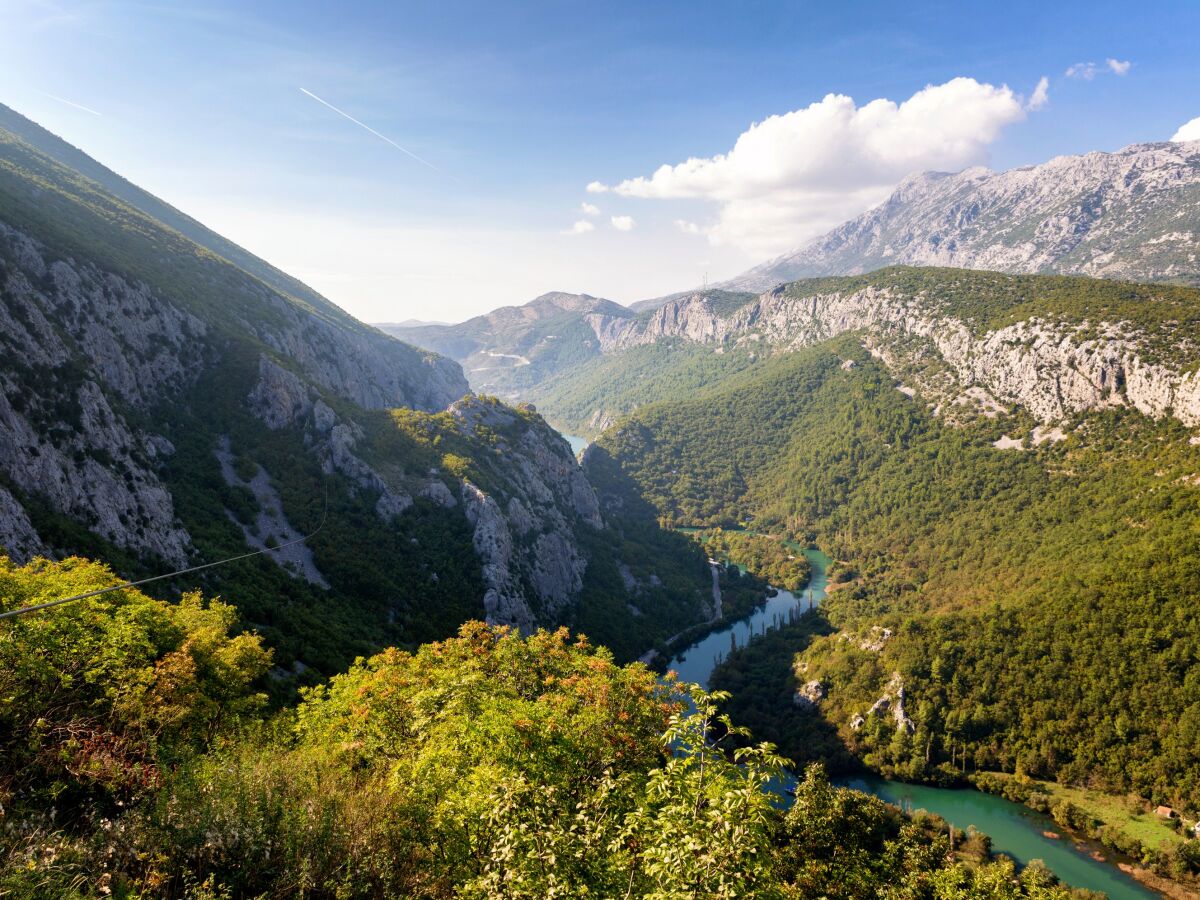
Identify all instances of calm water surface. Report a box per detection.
[561,433,589,455]
[666,544,1158,899]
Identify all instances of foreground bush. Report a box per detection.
[2,558,1088,897]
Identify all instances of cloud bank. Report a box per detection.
[590,77,1036,256]
[1173,116,1200,142]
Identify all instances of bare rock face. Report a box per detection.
[0,214,463,569]
[0,225,197,565]
[245,355,414,524]
[253,305,467,412]
[0,485,44,563]
[862,672,915,735]
[726,139,1200,291]
[585,280,1200,429]
[461,479,536,632]
[446,397,606,630]
[793,679,827,712]
[248,356,313,430]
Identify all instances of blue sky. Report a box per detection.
[2,0,1198,322]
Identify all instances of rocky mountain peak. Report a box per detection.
[724,139,1200,292]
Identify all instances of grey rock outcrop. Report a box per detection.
[793,679,827,712]
[0,486,45,563]
[245,355,414,523]
[461,480,535,631]
[863,672,915,735]
[0,225,195,564]
[727,139,1200,291]
[584,280,1200,429]
[448,397,605,630]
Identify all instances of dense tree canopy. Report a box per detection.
[1,557,1088,897]
[597,336,1200,816]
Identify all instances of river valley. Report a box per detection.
[666,546,1160,899]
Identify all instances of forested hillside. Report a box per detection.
[595,326,1200,817]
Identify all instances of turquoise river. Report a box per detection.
[666,545,1158,899]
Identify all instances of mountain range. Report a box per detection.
[0,102,712,671]
[392,139,1200,408]
[724,139,1200,292]
[6,100,1200,896]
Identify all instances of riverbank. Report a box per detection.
[699,553,1175,897]
[843,776,1161,898]
[974,772,1199,897]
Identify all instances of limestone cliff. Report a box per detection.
[583,270,1200,430]
[726,139,1200,292]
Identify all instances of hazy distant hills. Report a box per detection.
[379,291,634,399]
[721,139,1200,293]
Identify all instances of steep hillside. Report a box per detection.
[0,101,362,323]
[0,112,712,670]
[565,267,1200,434]
[380,291,634,399]
[725,140,1200,292]
[600,335,1200,801]
[1,557,1083,898]
[590,269,1200,825]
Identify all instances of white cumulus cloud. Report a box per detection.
[599,77,1030,257]
[564,219,595,235]
[580,202,601,215]
[586,181,609,194]
[611,215,635,231]
[1107,58,1132,76]
[674,219,704,235]
[1173,116,1200,142]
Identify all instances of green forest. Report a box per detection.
[698,528,812,592]
[595,334,1200,848]
[1,555,1098,898]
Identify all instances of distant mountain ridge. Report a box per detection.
[723,139,1200,292]
[529,267,1200,439]
[379,291,634,399]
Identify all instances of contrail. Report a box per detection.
[38,91,101,116]
[300,87,440,173]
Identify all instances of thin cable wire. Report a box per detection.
[0,484,329,621]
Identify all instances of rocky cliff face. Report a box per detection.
[0,106,711,661]
[584,273,1200,429]
[0,210,470,567]
[727,140,1200,292]
[448,397,602,629]
[0,222,201,564]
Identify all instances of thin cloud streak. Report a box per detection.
[299,87,440,173]
[38,90,101,116]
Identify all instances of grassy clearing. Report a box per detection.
[985,772,1186,851]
